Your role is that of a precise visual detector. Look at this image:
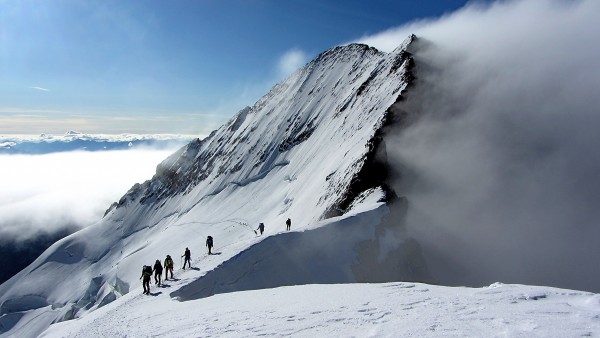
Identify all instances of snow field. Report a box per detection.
[42,282,600,337]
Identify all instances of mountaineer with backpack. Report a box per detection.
[140,265,152,295]
[286,218,291,231]
[164,255,174,280]
[182,247,191,269]
[153,259,163,286]
[206,236,214,255]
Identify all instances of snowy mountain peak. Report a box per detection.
[108,35,417,219]
[309,43,384,67]
[392,33,417,54]
[0,35,420,337]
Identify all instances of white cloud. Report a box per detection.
[29,86,50,92]
[359,0,600,291]
[277,48,309,79]
[0,149,177,241]
[0,142,16,148]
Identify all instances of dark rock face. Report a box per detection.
[323,46,417,219]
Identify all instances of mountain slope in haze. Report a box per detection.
[0,35,421,337]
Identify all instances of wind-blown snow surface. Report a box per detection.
[41,282,600,337]
[0,37,417,337]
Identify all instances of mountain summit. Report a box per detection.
[0,35,422,337]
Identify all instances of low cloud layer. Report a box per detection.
[0,149,175,242]
[363,0,600,291]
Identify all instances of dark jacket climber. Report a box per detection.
[182,248,191,269]
[153,260,163,285]
[140,265,152,295]
[257,223,265,235]
[206,236,214,255]
[286,218,291,231]
[164,255,174,280]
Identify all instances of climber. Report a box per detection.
[206,236,214,255]
[140,265,152,295]
[164,254,174,280]
[153,259,163,286]
[182,247,191,269]
[286,218,291,231]
[256,222,265,235]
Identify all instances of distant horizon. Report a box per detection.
[0,131,204,138]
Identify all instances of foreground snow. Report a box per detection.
[42,282,600,337]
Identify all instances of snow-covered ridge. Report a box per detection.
[0,35,420,337]
[110,36,416,219]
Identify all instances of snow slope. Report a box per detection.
[0,36,419,337]
[42,282,600,337]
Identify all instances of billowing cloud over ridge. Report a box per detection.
[359,0,600,291]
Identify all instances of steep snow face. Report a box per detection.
[126,39,413,220]
[0,36,417,337]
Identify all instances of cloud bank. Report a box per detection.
[362,0,600,291]
[0,149,176,242]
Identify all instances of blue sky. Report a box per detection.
[0,0,471,135]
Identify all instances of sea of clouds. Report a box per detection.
[0,137,187,242]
